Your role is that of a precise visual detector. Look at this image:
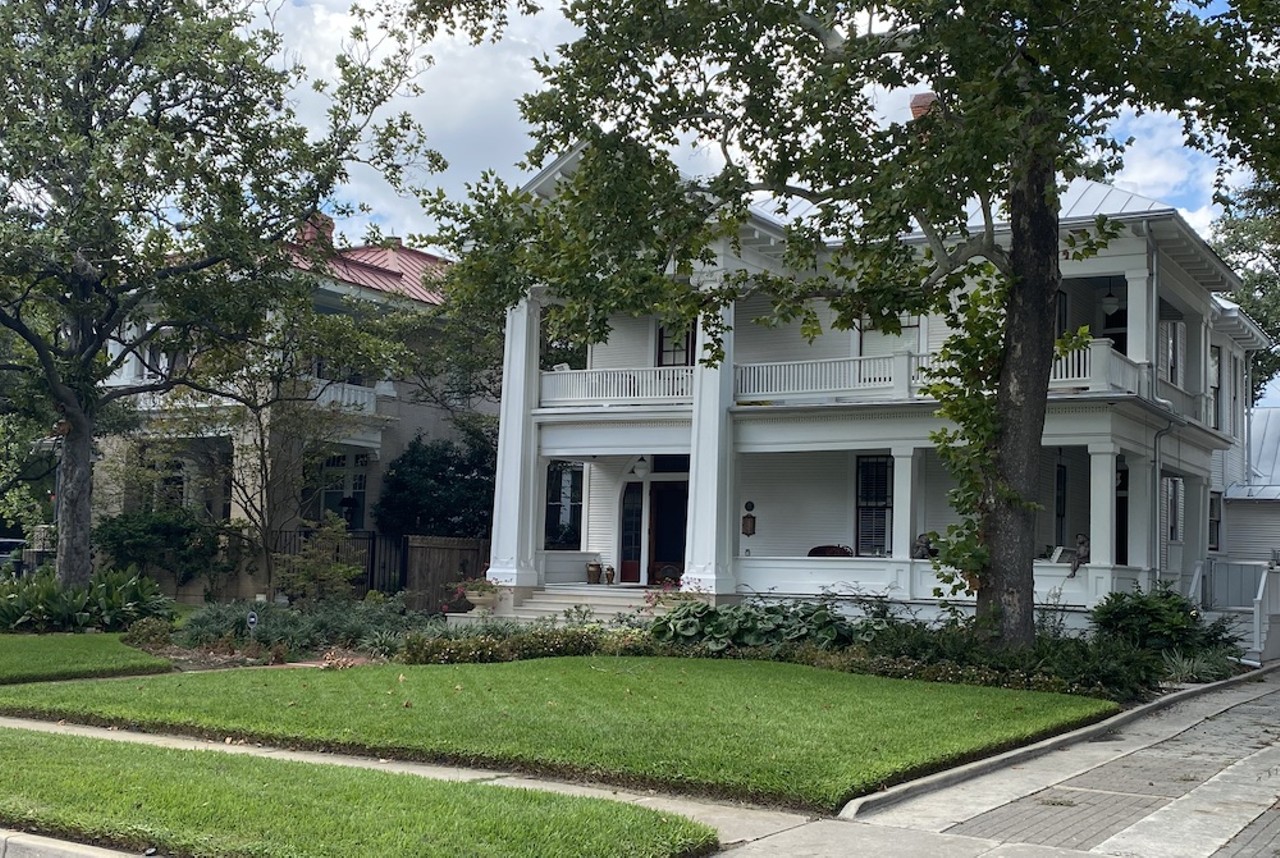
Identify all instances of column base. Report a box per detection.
[680,563,738,600]
[487,558,539,589]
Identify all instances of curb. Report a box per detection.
[0,829,130,858]
[839,660,1280,820]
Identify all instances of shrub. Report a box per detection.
[122,616,174,649]
[94,507,234,587]
[1163,647,1235,683]
[274,515,364,605]
[0,568,172,633]
[87,567,174,631]
[178,593,432,656]
[1091,584,1239,655]
[650,597,857,652]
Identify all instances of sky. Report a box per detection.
[275,1,1276,404]
[276,1,1231,245]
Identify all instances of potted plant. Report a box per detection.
[454,577,499,611]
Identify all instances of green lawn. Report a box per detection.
[0,634,171,684]
[0,726,715,858]
[0,656,1117,811]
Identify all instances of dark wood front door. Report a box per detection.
[648,481,688,584]
[620,481,643,583]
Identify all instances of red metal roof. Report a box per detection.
[321,241,446,306]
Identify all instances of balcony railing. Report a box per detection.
[538,340,1205,422]
[540,366,695,406]
[313,380,377,414]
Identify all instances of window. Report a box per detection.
[544,461,583,550]
[657,325,695,367]
[1209,492,1222,552]
[1159,320,1183,386]
[1055,464,1067,548]
[1232,355,1242,436]
[1167,477,1184,542]
[1209,346,1222,430]
[315,451,367,529]
[141,343,188,380]
[1055,291,1069,337]
[855,456,892,556]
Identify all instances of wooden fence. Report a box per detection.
[404,535,491,610]
[270,531,489,606]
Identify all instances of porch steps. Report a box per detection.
[1215,607,1280,663]
[510,585,667,623]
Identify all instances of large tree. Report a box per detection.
[1215,181,1280,403]
[419,0,1280,645]
[0,0,431,584]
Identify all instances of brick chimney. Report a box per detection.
[909,92,937,120]
[297,213,336,246]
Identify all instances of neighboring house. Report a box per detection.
[97,230,459,599]
[1224,406,1280,561]
[488,148,1274,649]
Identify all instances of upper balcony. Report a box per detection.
[537,338,1206,420]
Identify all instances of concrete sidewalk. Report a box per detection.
[3,667,1280,857]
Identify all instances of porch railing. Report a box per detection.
[312,380,377,414]
[735,354,897,401]
[540,340,1196,417]
[540,366,695,406]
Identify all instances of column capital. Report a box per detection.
[1088,442,1121,456]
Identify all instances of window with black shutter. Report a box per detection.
[855,456,892,556]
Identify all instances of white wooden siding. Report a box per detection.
[1224,503,1280,562]
[585,459,628,565]
[859,320,919,358]
[921,450,963,536]
[590,316,653,369]
[737,451,853,555]
[734,296,850,364]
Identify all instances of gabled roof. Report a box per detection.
[1227,408,1280,500]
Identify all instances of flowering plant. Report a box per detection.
[454,577,498,595]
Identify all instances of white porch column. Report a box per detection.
[683,303,736,597]
[1126,454,1154,570]
[1125,267,1153,370]
[1088,443,1118,567]
[489,297,542,588]
[891,446,917,559]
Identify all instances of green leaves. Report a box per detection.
[0,0,434,582]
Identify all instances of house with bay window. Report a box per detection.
[487,149,1275,651]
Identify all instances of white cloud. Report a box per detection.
[271,5,1237,246]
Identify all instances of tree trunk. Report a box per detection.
[55,409,96,587]
[975,152,1061,647]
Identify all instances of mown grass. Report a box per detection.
[0,657,1117,811]
[0,633,170,684]
[0,726,715,858]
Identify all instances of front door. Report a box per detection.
[620,482,643,583]
[648,481,688,584]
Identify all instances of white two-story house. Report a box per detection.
[487,149,1271,641]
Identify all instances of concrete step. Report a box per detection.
[508,586,670,623]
